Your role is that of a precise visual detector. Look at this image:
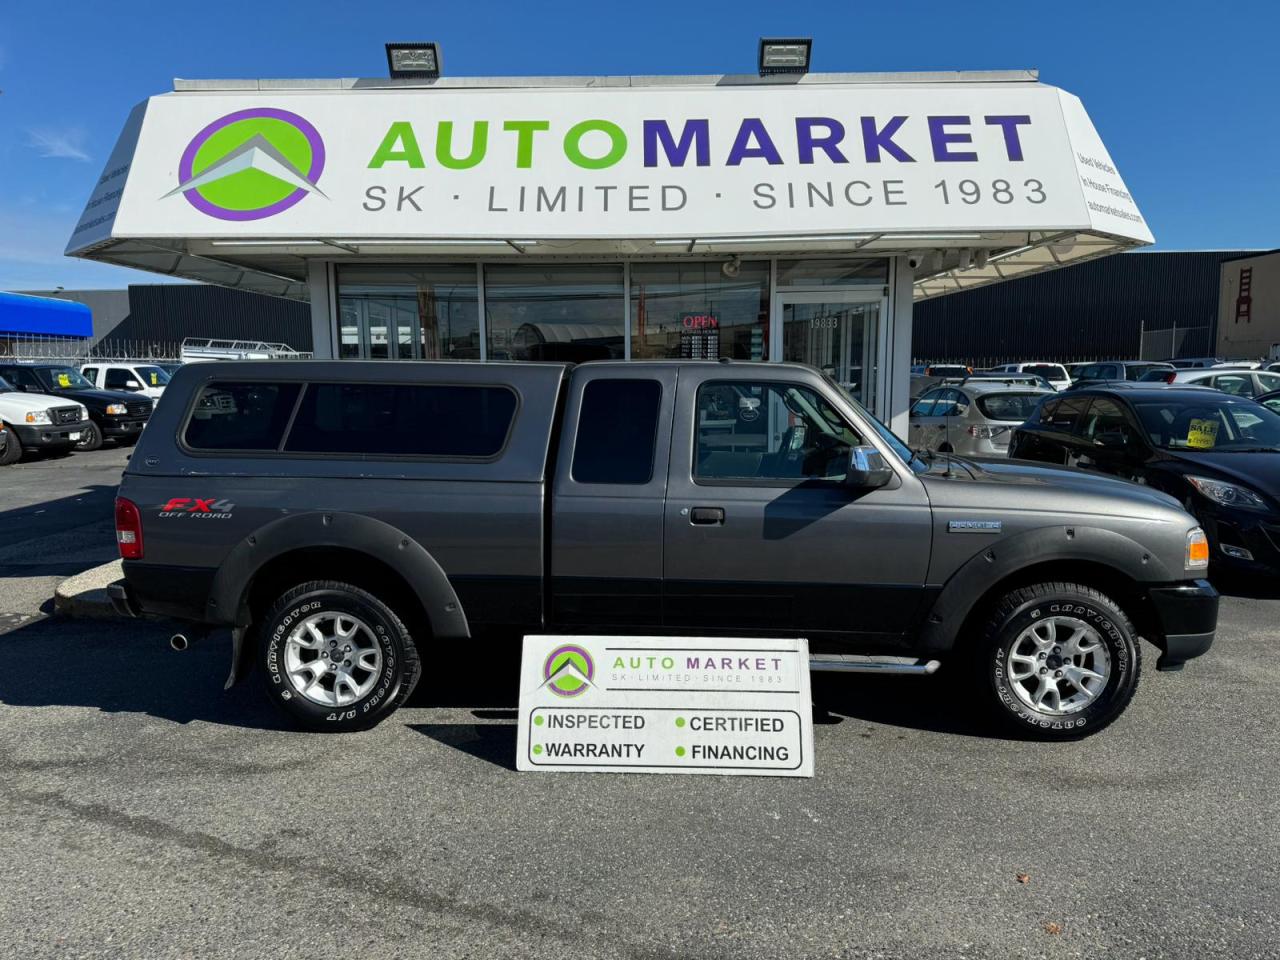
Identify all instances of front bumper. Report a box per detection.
[1147,579,1219,670]
[100,417,150,439]
[11,421,83,447]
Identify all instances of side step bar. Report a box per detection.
[809,655,941,675]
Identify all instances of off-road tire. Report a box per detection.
[259,580,422,732]
[0,426,20,465]
[975,581,1141,741]
[76,421,103,451]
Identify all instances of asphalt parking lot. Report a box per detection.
[2,447,1279,959]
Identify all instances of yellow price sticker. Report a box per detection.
[1187,418,1219,449]
[57,373,71,388]
[150,373,159,385]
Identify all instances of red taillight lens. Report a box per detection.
[1163,372,1177,383]
[115,496,144,560]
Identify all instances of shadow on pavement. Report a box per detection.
[811,671,1002,739]
[0,615,289,731]
[407,722,517,771]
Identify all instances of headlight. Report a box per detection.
[24,410,51,424]
[1186,527,1209,569]
[1187,475,1270,511]
[106,403,127,416]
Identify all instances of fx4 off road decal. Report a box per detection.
[158,497,235,520]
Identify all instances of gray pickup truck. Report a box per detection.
[110,359,1219,738]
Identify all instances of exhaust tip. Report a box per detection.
[169,634,189,652]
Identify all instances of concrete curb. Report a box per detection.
[53,560,125,620]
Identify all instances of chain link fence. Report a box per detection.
[1137,325,1214,362]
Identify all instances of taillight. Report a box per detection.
[1163,372,1177,383]
[115,496,144,560]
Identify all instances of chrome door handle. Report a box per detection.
[689,507,725,525]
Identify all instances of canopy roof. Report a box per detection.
[0,291,93,338]
[67,70,1151,302]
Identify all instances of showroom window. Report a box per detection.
[630,261,770,361]
[485,264,624,362]
[336,265,481,360]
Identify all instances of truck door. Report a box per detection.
[663,368,932,649]
[549,366,677,628]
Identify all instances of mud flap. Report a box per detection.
[224,626,253,690]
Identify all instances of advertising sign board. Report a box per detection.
[516,635,814,777]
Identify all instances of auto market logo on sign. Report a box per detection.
[165,108,326,220]
[540,644,595,698]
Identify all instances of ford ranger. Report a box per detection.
[109,360,1219,738]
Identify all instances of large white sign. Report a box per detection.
[68,83,1151,249]
[516,635,814,777]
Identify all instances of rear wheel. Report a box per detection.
[0,426,20,465]
[259,580,422,732]
[975,581,1140,740]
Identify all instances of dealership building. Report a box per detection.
[66,57,1150,433]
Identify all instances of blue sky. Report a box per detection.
[1,0,1276,290]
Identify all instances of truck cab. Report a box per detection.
[111,359,1218,739]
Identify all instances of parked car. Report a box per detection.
[1010,386,1280,580]
[108,360,1217,740]
[909,377,1054,457]
[0,373,88,464]
[987,362,1072,391]
[1138,367,1280,397]
[80,361,171,402]
[918,363,972,378]
[1069,361,1175,386]
[1167,358,1225,369]
[0,363,153,451]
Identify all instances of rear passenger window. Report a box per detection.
[1041,396,1090,433]
[571,379,662,484]
[184,382,302,451]
[284,383,517,458]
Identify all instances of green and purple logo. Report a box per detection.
[165,108,326,220]
[541,644,595,698]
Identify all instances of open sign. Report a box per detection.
[681,312,719,329]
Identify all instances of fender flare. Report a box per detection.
[917,524,1175,653]
[210,511,470,639]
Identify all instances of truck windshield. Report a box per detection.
[830,383,923,473]
[39,367,94,391]
[134,365,171,387]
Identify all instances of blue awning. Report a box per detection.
[0,291,93,338]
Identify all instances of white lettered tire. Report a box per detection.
[259,580,421,732]
[977,581,1141,740]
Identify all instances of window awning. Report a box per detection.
[67,71,1151,302]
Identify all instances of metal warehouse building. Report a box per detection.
[911,250,1257,366]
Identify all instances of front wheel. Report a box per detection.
[0,427,21,465]
[76,421,103,451]
[259,580,422,732]
[975,581,1141,740]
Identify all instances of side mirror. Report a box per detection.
[845,445,894,489]
[1093,431,1129,451]
[125,380,142,390]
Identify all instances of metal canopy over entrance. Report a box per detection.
[67,70,1151,304]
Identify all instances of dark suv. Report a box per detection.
[0,363,153,450]
[109,360,1219,738]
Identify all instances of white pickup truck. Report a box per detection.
[80,361,170,402]
[0,373,89,464]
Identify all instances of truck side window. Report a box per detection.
[695,381,861,482]
[284,383,517,458]
[571,379,662,484]
[105,368,134,390]
[184,382,302,451]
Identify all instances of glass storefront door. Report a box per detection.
[780,295,884,415]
